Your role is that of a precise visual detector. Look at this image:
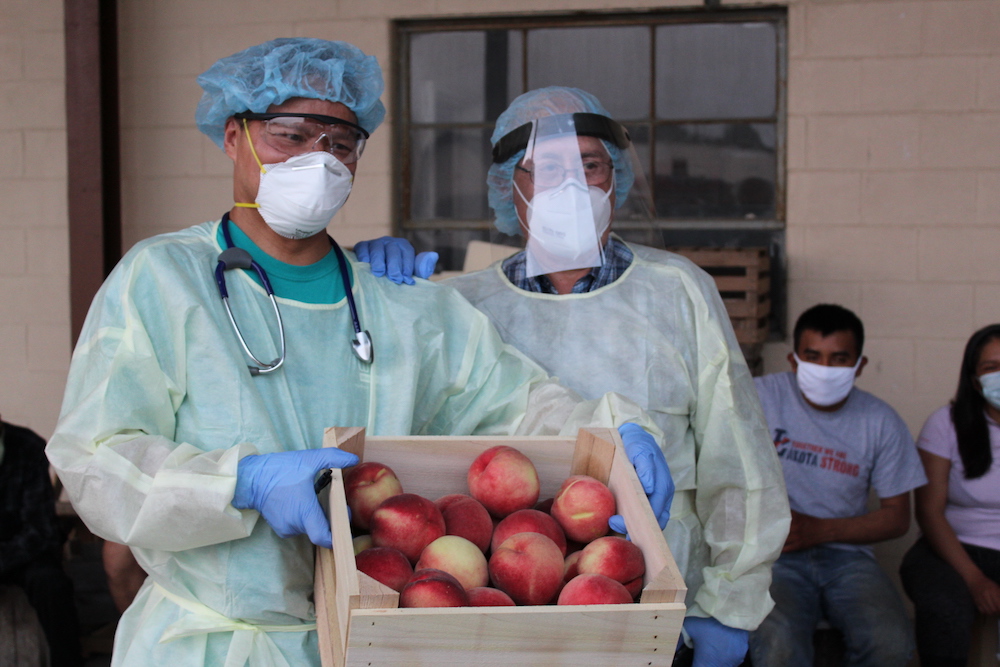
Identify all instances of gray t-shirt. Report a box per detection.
[754,372,927,555]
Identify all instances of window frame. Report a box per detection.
[393,6,788,236]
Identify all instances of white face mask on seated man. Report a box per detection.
[793,354,863,407]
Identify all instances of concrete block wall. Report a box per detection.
[768,0,1000,440]
[0,0,68,437]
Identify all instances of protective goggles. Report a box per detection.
[492,112,631,165]
[516,157,613,190]
[234,112,369,164]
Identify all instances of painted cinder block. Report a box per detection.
[973,285,1000,330]
[865,114,920,169]
[789,59,862,114]
[922,0,1000,55]
[861,283,974,340]
[23,129,66,179]
[860,57,978,113]
[787,171,862,226]
[919,112,1000,169]
[918,228,1000,283]
[861,171,976,226]
[22,29,63,81]
[854,337,916,400]
[805,1,923,58]
[977,57,1000,110]
[785,281,863,337]
[801,227,917,282]
[914,338,968,396]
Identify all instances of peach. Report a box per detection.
[534,497,554,514]
[488,532,564,606]
[399,568,469,608]
[352,534,373,555]
[491,509,567,557]
[467,586,516,607]
[467,446,540,518]
[563,550,582,584]
[557,573,633,606]
[415,535,489,590]
[344,461,403,531]
[369,493,446,563]
[355,546,413,592]
[623,576,643,600]
[577,536,645,584]
[551,475,616,543]
[435,494,493,553]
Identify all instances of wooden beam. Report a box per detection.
[64,0,120,344]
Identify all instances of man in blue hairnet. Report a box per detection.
[45,42,663,666]
[360,86,790,666]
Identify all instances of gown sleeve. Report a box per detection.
[46,248,259,552]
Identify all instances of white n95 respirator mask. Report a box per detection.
[979,370,1000,411]
[794,354,862,407]
[516,178,612,278]
[254,151,354,240]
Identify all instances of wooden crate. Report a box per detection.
[315,427,687,667]
[670,247,771,346]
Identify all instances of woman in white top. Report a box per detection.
[900,323,1000,667]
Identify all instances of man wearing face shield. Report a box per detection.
[442,87,790,666]
[45,43,662,666]
[749,304,924,666]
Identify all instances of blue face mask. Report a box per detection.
[980,370,1000,411]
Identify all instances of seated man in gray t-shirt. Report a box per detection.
[748,303,926,667]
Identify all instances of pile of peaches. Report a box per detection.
[344,444,646,608]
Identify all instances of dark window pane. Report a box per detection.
[655,22,777,120]
[404,228,497,272]
[654,123,776,219]
[409,127,492,220]
[527,26,650,121]
[616,123,654,223]
[410,31,523,123]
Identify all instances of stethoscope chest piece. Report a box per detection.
[215,213,374,375]
[352,330,373,364]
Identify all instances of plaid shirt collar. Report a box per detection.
[502,236,634,294]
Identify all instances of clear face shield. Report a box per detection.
[490,113,656,278]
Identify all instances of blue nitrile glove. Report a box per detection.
[681,617,749,667]
[354,236,438,284]
[609,423,673,534]
[233,448,359,549]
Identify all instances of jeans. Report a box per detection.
[900,536,1000,666]
[749,546,914,667]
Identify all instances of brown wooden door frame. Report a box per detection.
[64,0,120,345]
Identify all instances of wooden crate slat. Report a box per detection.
[343,604,685,666]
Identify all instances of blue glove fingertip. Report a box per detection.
[353,241,371,263]
[304,506,335,550]
[415,251,439,279]
[608,514,628,535]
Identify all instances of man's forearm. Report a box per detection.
[785,504,909,551]
[811,508,908,544]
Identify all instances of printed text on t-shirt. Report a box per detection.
[773,429,860,477]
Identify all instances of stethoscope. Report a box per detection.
[214,212,373,375]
